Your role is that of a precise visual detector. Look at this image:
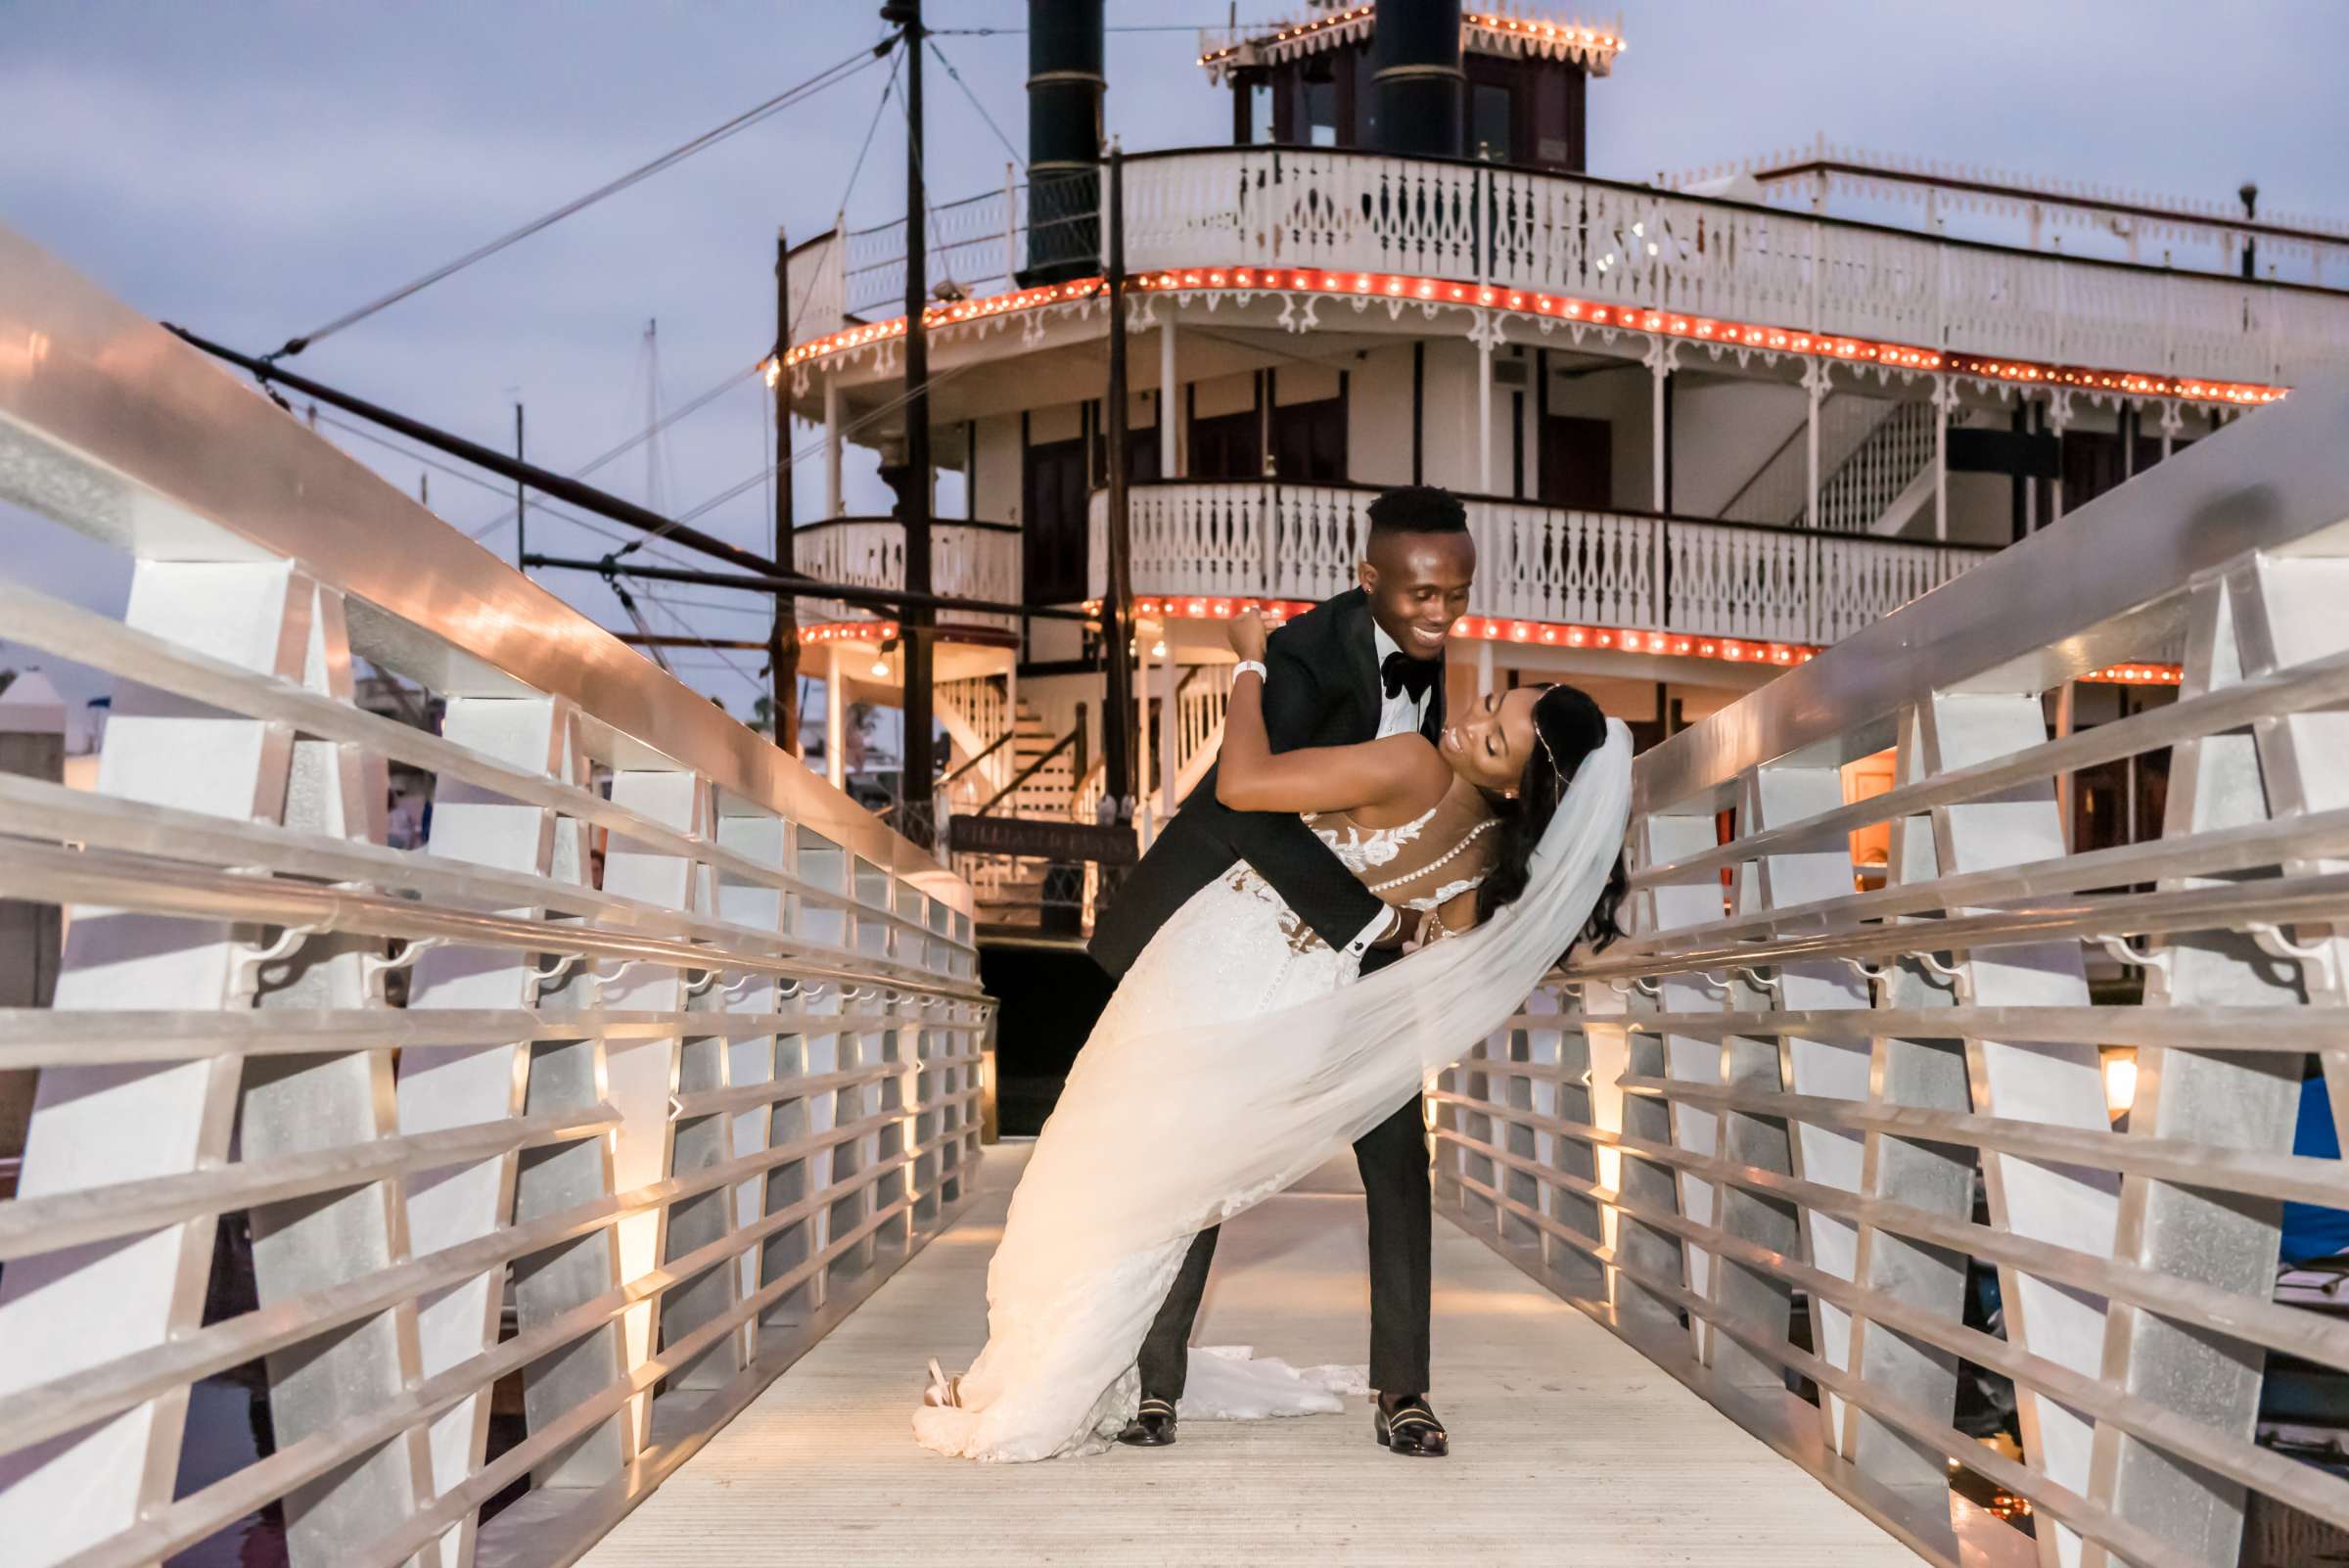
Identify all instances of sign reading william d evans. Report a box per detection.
[945,815,1140,867]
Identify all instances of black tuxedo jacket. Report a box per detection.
[1088,587,1447,979]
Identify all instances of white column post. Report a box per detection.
[1478,325,1495,494]
[1158,646,1179,820]
[1136,627,1157,848]
[1003,161,1018,287]
[2053,680,2077,852]
[1160,313,1180,480]
[826,643,848,789]
[1001,662,1021,797]
[1475,639,1496,700]
[2048,389,2073,523]
[1805,360,1826,529]
[1650,342,1669,512]
[1933,374,1954,542]
[822,375,844,521]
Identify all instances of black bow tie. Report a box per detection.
[1381,649,1439,704]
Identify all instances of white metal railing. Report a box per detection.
[1813,398,1938,533]
[1171,668,1229,803]
[1671,138,2349,289]
[843,184,1026,320]
[1436,372,2349,1568]
[1093,483,1987,647]
[787,173,1102,331]
[936,674,1015,806]
[1109,148,2349,388]
[794,517,1021,633]
[0,226,990,1568]
[800,150,2346,391]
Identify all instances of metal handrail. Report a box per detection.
[973,724,1083,817]
[1432,373,2349,1568]
[798,513,1024,536]
[939,729,1017,791]
[0,223,992,1568]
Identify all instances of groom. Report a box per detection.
[1088,483,1475,1457]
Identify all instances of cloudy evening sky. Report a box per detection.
[3,1,2343,727]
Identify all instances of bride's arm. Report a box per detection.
[1215,612,1448,816]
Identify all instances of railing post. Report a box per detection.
[1158,647,1179,820]
[1003,161,1018,289]
[2078,562,2333,1566]
[0,565,433,1568]
[1920,687,2106,1567]
[829,211,849,335]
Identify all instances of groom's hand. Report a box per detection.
[1369,908,1427,953]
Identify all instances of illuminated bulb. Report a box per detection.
[871,659,891,677]
[1150,641,1168,658]
[2102,1051,2138,1119]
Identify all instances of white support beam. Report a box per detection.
[826,645,848,789]
[1159,315,1179,480]
[1478,329,1496,495]
[822,375,844,521]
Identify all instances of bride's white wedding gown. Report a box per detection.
[913,724,1632,1462]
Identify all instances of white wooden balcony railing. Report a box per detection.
[1090,483,1989,649]
[0,225,990,1568]
[794,517,1021,636]
[1119,149,2347,388]
[791,148,2349,391]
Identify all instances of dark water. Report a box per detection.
[161,1216,527,1568]
[977,944,1111,1134]
[167,1375,286,1568]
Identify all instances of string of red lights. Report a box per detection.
[794,608,2180,686]
[1197,8,1628,71]
[785,264,2288,409]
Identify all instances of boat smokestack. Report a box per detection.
[1370,0,1463,160]
[1023,0,1104,285]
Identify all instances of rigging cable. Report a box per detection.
[609,349,990,562]
[634,586,768,697]
[927,38,1024,170]
[309,409,704,570]
[269,41,889,360]
[468,361,763,540]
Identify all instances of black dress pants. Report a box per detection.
[1135,1087,1432,1399]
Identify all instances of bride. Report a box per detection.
[915,608,1633,1462]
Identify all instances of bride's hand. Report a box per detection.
[1230,606,1268,664]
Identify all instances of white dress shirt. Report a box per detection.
[1370,621,1435,742]
[1343,623,1437,956]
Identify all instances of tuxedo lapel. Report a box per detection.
[1335,589,1383,742]
[1420,655,1448,743]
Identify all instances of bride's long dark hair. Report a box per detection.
[1472,682,1630,956]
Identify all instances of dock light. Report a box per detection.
[2102,1048,2140,1120]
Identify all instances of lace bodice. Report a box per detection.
[1222,776,1500,952]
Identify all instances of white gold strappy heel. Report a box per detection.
[922,1358,963,1408]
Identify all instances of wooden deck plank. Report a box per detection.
[579,1144,1918,1567]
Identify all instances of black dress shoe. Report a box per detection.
[1374,1396,1449,1457]
[1117,1396,1177,1447]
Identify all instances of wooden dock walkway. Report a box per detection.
[578,1146,1916,1567]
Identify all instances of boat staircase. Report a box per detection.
[1718,392,1945,538]
[939,669,1230,940]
